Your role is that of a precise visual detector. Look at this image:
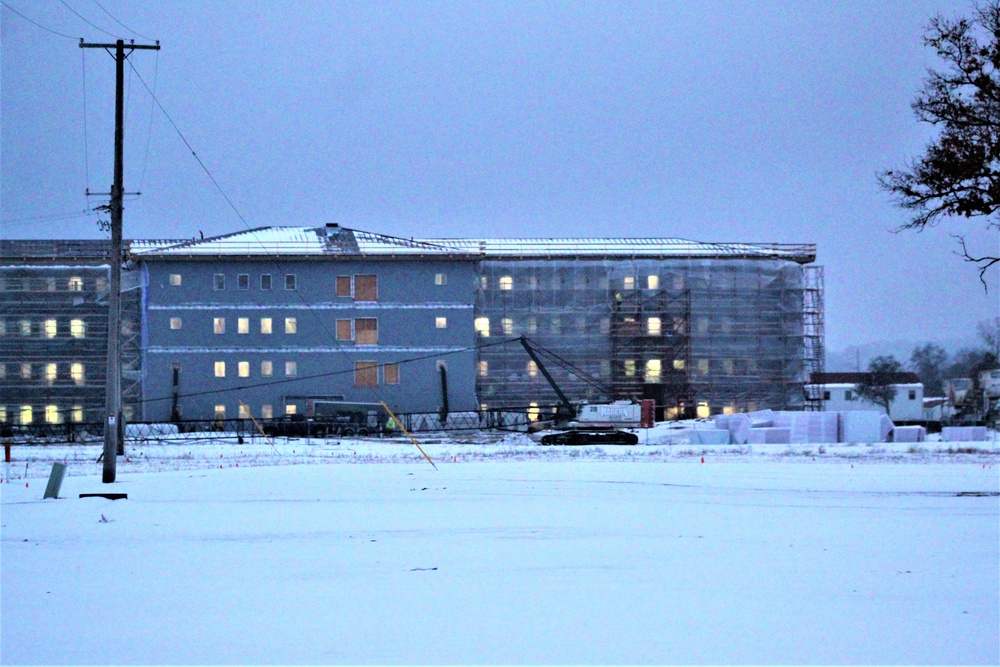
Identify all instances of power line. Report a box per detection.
[57,0,117,39]
[1,1,78,39]
[81,47,91,196]
[90,0,154,41]
[137,50,159,192]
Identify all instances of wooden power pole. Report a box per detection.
[79,38,160,483]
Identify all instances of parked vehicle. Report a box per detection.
[260,414,329,438]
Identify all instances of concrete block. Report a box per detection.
[691,429,731,445]
[892,425,925,443]
[839,411,884,443]
[747,427,791,444]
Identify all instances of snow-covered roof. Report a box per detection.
[133,225,817,263]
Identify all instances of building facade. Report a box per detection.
[2,225,823,424]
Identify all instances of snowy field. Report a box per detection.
[2,432,998,665]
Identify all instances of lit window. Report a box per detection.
[475,317,490,337]
[550,317,561,334]
[722,359,734,375]
[355,318,377,344]
[285,404,297,415]
[169,274,182,286]
[238,274,249,290]
[499,276,513,290]
[285,318,297,334]
[44,319,57,338]
[336,275,352,297]
[480,276,488,290]
[21,320,31,337]
[215,405,226,419]
[20,405,33,425]
[261,361,273,377]
[71,405,84,422]
[673,359,685,370]
[528,361,538,378]
[623,276,635,290]
[214,317,225,334]
[696,402,711,419]
[261,317,272,334]
[0,320,5,336]
[21,363,31,380]
[647,275,659,289]
[215,361,226,377]
[46,277,57,291]
[354,361,378,387]
[45,405,61,424]
[71,362,84,385]
[478,360,488,377]
[502,317,513,335]
[285,361,297,377]
[697,317,709,333]
[238,317,249,334]
[624,360,636,377]
[214,274,225,290]
[170,318,182,330]
[239,403,251,419]
[0,363,5,379]
[336,319,352,341]
[261,404,273,419]
[645,359,662,382]
[697,359,709,375]
[238,361,250,378]
[68,276,83,291]
[384,363,400,385]
[436,317,448,329]
[354,275,377,301]
[260,274,272,290]
[0,406,6,422]
[435,273,447,285]
[647,317,662,336]
[528,402,539,422]
[527,317,537,334]
[285,274,296,290]
[45,363,57,386]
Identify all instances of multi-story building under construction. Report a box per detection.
[1,227,823,424]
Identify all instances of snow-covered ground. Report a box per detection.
[2,430,998,664]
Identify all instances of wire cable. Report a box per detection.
[81,46,91,197]
[137,50,159,193]
[57,0,117,39]
[1,1,78,39]
[90,0,154,41]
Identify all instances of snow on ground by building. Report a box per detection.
[2,430,998,664]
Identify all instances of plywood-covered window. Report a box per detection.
[169,318,181,331]
[261,404,273,419]
[260,317,272,334]
[261,360,273,377]
[285,361,297,377]
[214,361,226,378]
[355,318,377,345]
[285,318,297,334]
[238,317,249,334]
[71,363,84,385]
[354,361,378,388]
[169,274,182,286]
[436,317,448,329]
[336,319,352,341]
[354,275,377,301]
[336,275,352,297]
[214,317,225,334]
[384,363,400,385]
[238,361,250,378]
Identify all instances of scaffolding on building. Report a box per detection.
[474,254,820,417]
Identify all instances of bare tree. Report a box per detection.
[879,1,1000,287]
[856,355,904,413]
[978,316,1000,359]
[910,342,948,395]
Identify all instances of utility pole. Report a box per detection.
[80,39,160,483]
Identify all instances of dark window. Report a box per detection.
[237,274,249,290]
[823,391,830,400]
[214,274,225,290]
[261,274,272,290]
[909,390,916,400]
[285,274,296,290]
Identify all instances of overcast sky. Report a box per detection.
[2,0,997,355]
